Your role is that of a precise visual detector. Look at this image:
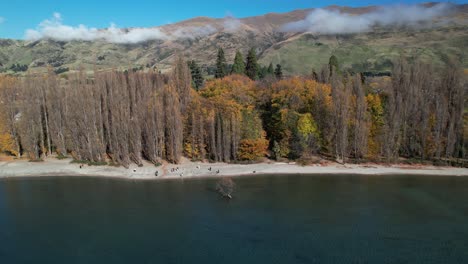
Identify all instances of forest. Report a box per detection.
[0,49,466,167]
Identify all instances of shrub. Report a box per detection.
[237,138,269,161]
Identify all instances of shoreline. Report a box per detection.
[1,158,468,181]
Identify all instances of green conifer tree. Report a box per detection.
[188,60,204,90]
[329,55,339,76]
[215,48,227,78]
[258,66,268,79]
[231,50,245,75]
[274,64,283,80]
[267,63,274,75]
[245,48,259,80]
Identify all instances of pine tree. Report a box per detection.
[215,48,227,79]
[258,66,268,79]
[231,50,245,75]
[267,63,274,75]
[329,55,339,76]
[311,69,318,81]
[274,64,283,80]
[188,60,204,90]
[245,48,259,80]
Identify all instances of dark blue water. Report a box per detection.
[0,174,467,263]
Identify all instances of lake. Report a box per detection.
[0,174,467,263]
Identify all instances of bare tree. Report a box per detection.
[351,74,369,159]
[331,74,351,163]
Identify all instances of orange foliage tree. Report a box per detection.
[201,74,267,161]
[0,76,19,156]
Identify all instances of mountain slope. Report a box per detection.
[0,3,467,75]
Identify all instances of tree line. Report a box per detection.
[0,55,466,166]
[188,48,283,91]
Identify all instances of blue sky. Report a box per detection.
[0,0,466,39]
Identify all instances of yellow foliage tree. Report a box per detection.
[297,113,319,138]
[268,77,332,158]
[366,93,384,158]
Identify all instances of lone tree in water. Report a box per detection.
[231,50,245,75]
[245,48,259,80]
[215,48,227,79]
[216,177,235,198]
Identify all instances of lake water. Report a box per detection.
[0,174,467,263]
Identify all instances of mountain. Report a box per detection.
[0,2,467,75]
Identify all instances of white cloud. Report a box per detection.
[24,13,224,43]
[223,17,242,32]
[25,13,169,43]
[0,17,5,24]
[281,3,454,34]
[171,25,217,39]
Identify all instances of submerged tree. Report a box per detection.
[216,177,235,198]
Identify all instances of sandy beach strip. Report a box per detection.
[1,158,467,180]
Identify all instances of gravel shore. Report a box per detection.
[1,158,467,180]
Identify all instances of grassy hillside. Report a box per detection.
[0,4,467,75]
[259,26,468,75]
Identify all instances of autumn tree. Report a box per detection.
[2,54,464,167]
[18,76,45,160]
[331,74,351,163]
[265,77,332,159]
[0,76,21,157]
[366,93,384,158]
[350,74,369,159]
[201,75,265,161]
[172,55,192,114]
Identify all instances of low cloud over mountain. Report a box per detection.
[24,12,243,43]
[281,3,454,34]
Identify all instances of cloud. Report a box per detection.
[0,17,5,24]
[171,25,217,39]
[25,13,168,43]
[223,17,242,32]
[281,3,454,34]
[25,13,223,43]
